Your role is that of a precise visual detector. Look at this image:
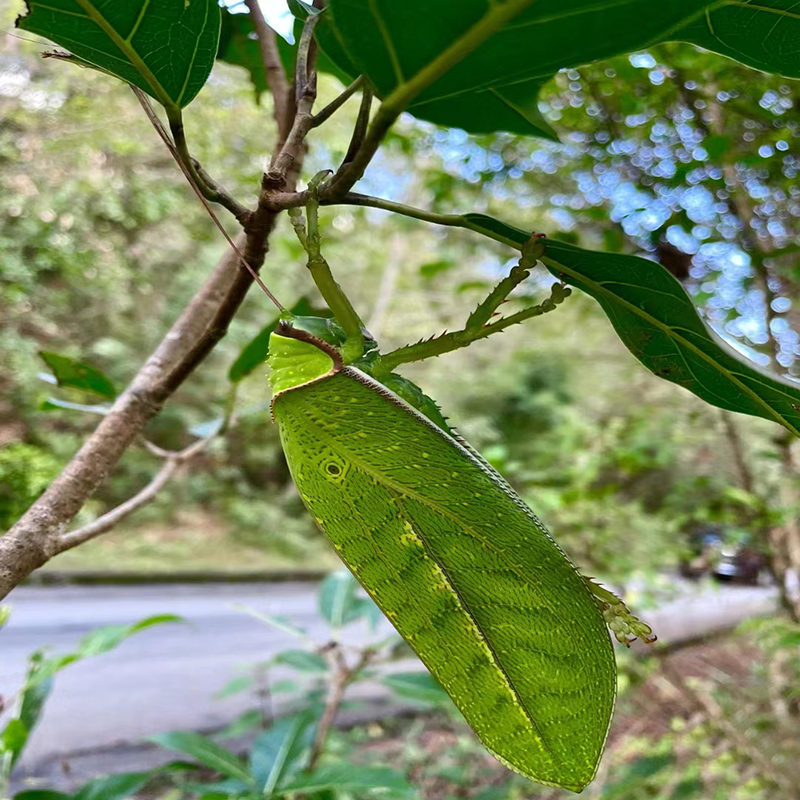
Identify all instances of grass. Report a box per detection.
[43,509,342,575]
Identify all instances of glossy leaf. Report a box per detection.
[281,764,414,796]
[1,719,28,757]
[676,2,800,79]
[543,241,800,437]
[17,0,220,111]
[13,793,71,800]
[38,351,117,399]
[148,731,252,785]
[463,214,800,437]
[32,614,184,684]
[6,652,53,768]
[269,331,616,792]
[322,0,714,137]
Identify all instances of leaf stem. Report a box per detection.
[311,76,364,127]
[327,192,527,249]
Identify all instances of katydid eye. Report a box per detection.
[326,463,341,475]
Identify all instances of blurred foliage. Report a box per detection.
[0,443,60,530]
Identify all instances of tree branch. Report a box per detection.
[245,0,292,142]
[265,13,320,185]
[0,231,278,598]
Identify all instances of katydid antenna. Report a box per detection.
[131,86,284,312]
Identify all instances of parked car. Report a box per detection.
[679,526,769,585]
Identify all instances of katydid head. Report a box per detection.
[268,322,344,396]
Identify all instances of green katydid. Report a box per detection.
[268,315,655,792]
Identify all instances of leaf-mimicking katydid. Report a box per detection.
[268,323,654,792]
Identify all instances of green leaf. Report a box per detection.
[418,260,454,279]
[273,649,329,673]
[542,241,800,437]
[214,675,254,699]
[382,672,454,708]
[8,652,54,768]
[602,754,674,799]
[148,731,252,785]
[318,569,367,628]
[72,771,152,800]
[32,615,184,685]
[75,614,184,658]
[463,214,800,437]
[251,711,316,795]
[675,2,800,79]
[17,0,220,111]
[13,792,71,800]
[281,764,414,796]
[1,719,28,757]
[323,0,714,137]
[38,351,117,399]
[228,298,326,383]
[214,709,264,740]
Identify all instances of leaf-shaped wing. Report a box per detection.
[273,369,615,792]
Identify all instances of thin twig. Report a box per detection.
[340,86,373,167]
[311,76,364,128]
[265,13,320,184]
[308,645,374,771]
[166,115,252,222]
[57,437,208,552]
[244,0,292,141]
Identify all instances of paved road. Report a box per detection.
[0,580,779,783]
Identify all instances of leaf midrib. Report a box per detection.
[68,0,175,109]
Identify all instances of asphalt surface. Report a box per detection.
[0,579,780,788]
